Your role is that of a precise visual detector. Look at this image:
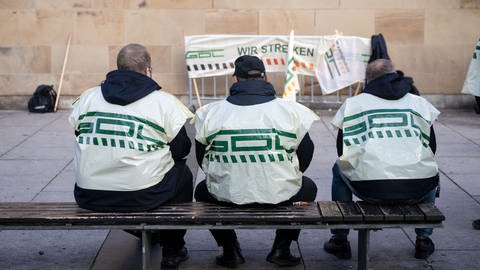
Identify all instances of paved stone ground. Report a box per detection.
[0,109,479,270]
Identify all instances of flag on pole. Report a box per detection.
[461,38,480,97]
[283,30,300,101]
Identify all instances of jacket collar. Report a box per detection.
[227,79,276,105]
[101,70,161,106]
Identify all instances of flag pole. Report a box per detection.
[353,82,362,96]
[54,33,72,112]
[192,78,202,108]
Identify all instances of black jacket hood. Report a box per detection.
[101,70,161,106]
[363,71,419,100]
[227,79,276,105]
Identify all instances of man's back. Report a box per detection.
[70,87,190,191]
[194,96,318,204]
[69,44,194,214]
[331,59,440,204]
[325,59,439,261]
[333,92,439,181]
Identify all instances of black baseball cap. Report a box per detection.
[233,55,266,79]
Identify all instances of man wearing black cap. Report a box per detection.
[193,55,319,267]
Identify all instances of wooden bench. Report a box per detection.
[0,201,445,270]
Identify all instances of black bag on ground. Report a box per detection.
[28,85,57,113]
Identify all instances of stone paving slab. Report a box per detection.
[437,156,480,175]
[90,230,149,270]
[447,173,480,196]
[41,161,76,193]
[0,230,107,270]
[0,127,39,155]
[405,172,480,251]
[429,251,480,270]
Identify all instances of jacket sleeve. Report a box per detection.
[336,129,343,157]
[168,126,191,161]
[195,140,207,169]
[429,126,437,155]
[297,132,314,173]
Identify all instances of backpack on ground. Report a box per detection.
[28,85,57,113]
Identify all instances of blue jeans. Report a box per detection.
[330,162,436,238]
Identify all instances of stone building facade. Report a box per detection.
[0,0,479,109]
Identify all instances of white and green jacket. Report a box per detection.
[194,98,319,205]
[332,92,439,181]
[332,89,440,203]
[69,87,193,192]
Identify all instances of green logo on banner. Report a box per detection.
[185,49,224,59]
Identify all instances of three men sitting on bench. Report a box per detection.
[70,46,441,267]
[323,59,440,260]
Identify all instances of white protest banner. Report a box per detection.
[184,35,370,94]
[461,39,480,97]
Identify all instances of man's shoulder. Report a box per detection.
[83,85,102,97]
[346,93,406,104]
[143,90,184,106]
[73,86,101,105]
[404,93,431,103]
[195,100,225,113]
[274,99,320,119]
[346,93,376,102]
[146,90,173,100]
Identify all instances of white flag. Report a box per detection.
[315,36,370,94]
[461,39,480,97]
[283,30,300,101]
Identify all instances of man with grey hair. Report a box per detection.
[324,59,440,260]
[69,43,193,268]
[365,58,395,82]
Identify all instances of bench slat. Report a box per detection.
[398,205,425,221]
[379,205,404,221]
[356,202,384,222]
[417,203,445,222]
[337,202,363,222]
[317,201,343,222]
[192,203,321,224]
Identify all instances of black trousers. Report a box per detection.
[194,176,317,248]
[127,162,193,249]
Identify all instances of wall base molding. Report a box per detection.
[0,94,477,111]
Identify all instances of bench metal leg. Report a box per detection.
[357,229,370,270]
[141,230,152,270]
